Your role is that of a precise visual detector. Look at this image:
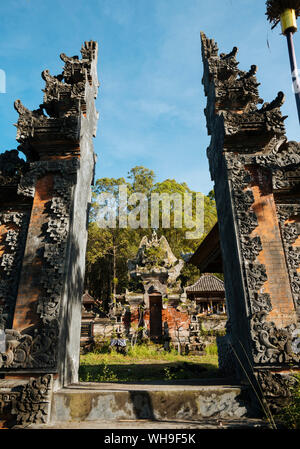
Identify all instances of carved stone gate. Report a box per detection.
[0,32,299,427]
[0,41,99,426]
[200,32,300,410]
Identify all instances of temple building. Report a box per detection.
[186,273,226,315]
[92,231,227,352]
[80,290,96,352]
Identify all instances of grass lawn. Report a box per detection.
[79,343,221,383]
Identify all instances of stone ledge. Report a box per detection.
[50,382,255,422]
[16,417,270,429]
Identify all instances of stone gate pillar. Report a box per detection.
[200,33,300,410]
[0,41,99,426]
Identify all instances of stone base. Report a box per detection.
[0,375,53,428]
[50,381,255,423]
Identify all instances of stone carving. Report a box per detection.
[11,375,53,425]
[276,203,300,223]
[17,158,79,198]
[226,157,252,188]
[128,230,184,287]
[0,41,99,374]
[0,375,52,425]
[255,370,299,412]
[256,139,300,168]
[246,263,268,293]
[225,157,271,322]
[0,40,99,430]
[0,150,27,186]
[0,161,77,362]
[240,236,262,262]
[232,189,254,213]
[3,165,77,367]
[238,211,259,236]
[287,247,300,269]
[36,170,75,325]
[251,312,299,365]
[0,212,30,330]
[272,168,300,191]
[256,370,298,397]
[198,389,248,419]
[201,31,300,410]
[0,321,59,369]
[259,91,285,113]
[13,42,98,161]
[276,203,300,315]
[0,391,20,417]
[41,69,82,118]
[282,222,300,245]
[250,293,272,314]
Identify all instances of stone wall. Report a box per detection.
[92,304,226,355]
[0,41,99,426]
[200,32,300,409]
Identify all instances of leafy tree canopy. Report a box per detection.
[85,166,217,309]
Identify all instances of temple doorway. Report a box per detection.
[149,293,162,342]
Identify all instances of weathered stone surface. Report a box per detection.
[0,40,99,426]
[50,383,252,422]
[200,31,300,407]
[0,375,52,427]
[128,230,184,287]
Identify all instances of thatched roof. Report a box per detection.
[186,274,224,293]
[82,291,95,304]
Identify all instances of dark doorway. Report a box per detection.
[149,294,162,342]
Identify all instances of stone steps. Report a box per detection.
[49,381,258,424]
[27,417,269,429]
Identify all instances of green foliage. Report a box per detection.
[93,337,112,354]
[128,166,155,193]
[143,245,166,267]
[277,375,300,429]
[199,324,226,338]
[85,165,218,308]
[127,343,163,359]
[163,366,178,380]
[79,363,118,382]
[204,343,218,355]
[79,342,220,382]
[207,189,215,201]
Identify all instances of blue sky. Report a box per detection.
[0,0,299,195]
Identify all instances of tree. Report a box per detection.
[127,166,155,194]
[85,166,218,309]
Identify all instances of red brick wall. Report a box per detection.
[128,305,190,340]
[12,174,54,332]
[249,166,297,328]
[162,308,190,338]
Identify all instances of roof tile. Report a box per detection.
[186,274,224,292]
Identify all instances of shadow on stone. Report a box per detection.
[129,391,156,420]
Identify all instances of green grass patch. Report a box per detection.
[204,343,218,355]
[79,342,220,383]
